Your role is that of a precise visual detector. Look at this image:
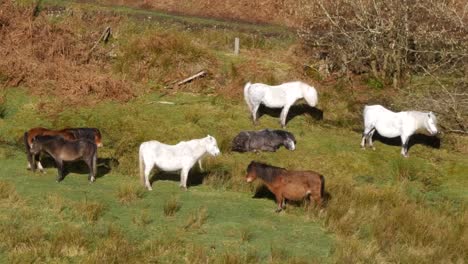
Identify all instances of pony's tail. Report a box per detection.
[320,175,325,202]
[93,147,98,177]
[24,131,30,153]
[139,146,145,185]
[303,84,318,107]
[244,82,253,111]
[363,105,370,116]
[24,131,33,169]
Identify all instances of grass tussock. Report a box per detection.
[184,206,208,230]
[116,183,145,205]
[163,195,181,217]
[324,181,468,263]
[84,225,140,263]
[74,200,106,222]
[0,180,19,201]
[132,209,153,227]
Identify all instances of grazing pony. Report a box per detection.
[231,129,296,152]
[361,105,438,157]
[139,135,221,191]
[24,127,102,172]
[244,81,318,128]
[30,135,97,182]
[245,161,325,212]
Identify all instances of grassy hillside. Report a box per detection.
[0,1,467,263]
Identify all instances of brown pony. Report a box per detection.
[24,127,103,172]
[30,135,97,182]
[245,161,325,212]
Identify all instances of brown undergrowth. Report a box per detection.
[0,1,135,105]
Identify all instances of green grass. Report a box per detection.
[1,1,467,261]
[1,89,467,262]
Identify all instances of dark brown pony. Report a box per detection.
[30,135,97,182]
[245,161,325,212]
[24,127,102,172]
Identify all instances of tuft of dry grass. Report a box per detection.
[84,225,140,263]
[132,209,153,227]
[163,195,181,217]
[116,183,145,205]
[239,227,254,243]
[184,206,208,230]
[74,200,106,222]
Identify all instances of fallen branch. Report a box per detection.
[145,100,176,105]
[166,71,206,88]
[177,70,207,85]
[446,129,468,135]
[86,26,111,63]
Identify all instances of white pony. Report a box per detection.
[139,135,220,191]
[361,105,438,157]
[244,81,318,128]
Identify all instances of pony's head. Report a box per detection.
[425,112,438,135]
[245,161,258,183]
[30,137,43,155]
[94,130,103,147]
[205,135,220,156]
[283,133,296,151]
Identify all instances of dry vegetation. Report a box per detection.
[0,1,135,105]
[97,0,305,27]
[300,0,468,133]
[0,0,467,262]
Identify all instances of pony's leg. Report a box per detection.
[401,135,410,157]
[275,194,284,212]
[26,151,33,170]
[144,163,153,191]
[310,193,322,208]
[280,105,291,128]
[198,159,203,171]
[281,198,286,209]
[367,129,376,150]
[36,156,45,173]
[85,157,95,183]
[55,159,64,182]
[252,104,260,125]
[180,168,190,190]
[360,127,374,149]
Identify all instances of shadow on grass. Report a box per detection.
[371,132,441,151]
[253,185,332,208]
[257,104,323,126]
[150,169,209,188]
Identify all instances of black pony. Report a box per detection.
[231,129,296,153]
[30,135,97,183]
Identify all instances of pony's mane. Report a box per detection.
[248,161,286,183]
[34,135,64,143]
[273,130,295,141]
[67,128,99,139]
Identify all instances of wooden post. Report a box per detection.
[234,37,240,55]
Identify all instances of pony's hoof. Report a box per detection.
[180,186,188,191]
[40,170,46,174]
[275,208,282,213]
[371,147,376,151]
